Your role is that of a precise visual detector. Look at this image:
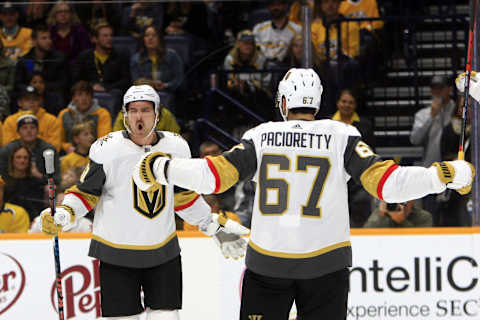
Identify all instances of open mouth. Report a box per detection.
[137,123,144,131]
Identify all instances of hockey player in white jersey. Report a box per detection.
[40,85,249,320]
[133,69,475,320]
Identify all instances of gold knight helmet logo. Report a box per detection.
[132,180,166,219]
[248,315,263,320]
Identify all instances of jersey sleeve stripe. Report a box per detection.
[359,160,398,200]
[205,156,240,194]
[174,191,201,211]
[205,157,221,193]
[65,185,100,211]
[376,163,399,201]
[68,192,93,211]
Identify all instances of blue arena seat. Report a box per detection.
[94,92,117,119]
[164,35,193,67]
[112,36,138,57]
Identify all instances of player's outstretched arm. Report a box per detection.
[347,138,475,203]
[456,71,480,102]
[380,160,475,203]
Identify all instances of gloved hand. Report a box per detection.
[432,160,475,195]
[200,213,250,236]
[132,152,170,191]
[213,231,247,259]
[40,206,76,236]
[455,71,480,102]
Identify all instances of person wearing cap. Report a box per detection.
[0,113,60,185]
[0,2,33,61]
[410,75,455,223]
[2,85,60,150]
[253,0,301,64]
[410,75,455,167]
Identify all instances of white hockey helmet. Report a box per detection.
[277,68,323,121]
[122,84,160,115]
[122,85,160,137]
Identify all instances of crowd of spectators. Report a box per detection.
[0,0,473,233]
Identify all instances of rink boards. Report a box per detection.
[1,228,480,320]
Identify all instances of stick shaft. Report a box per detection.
[459,0,479,160]
[47,176,64,320]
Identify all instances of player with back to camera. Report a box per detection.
[133,68,475,320]
[39,84,249,320]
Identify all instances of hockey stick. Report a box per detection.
[459,0,479,160]
[43,149,65,320]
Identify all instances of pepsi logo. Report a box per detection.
[0,253,26,316]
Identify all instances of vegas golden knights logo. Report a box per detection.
[132,180,166,219]
[248,316,263,320]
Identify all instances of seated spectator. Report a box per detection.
[60,122,93,174]
[122,0,164,39]
[28,71,63,115]
[0,2,33,62]
[0,176,30,233]
[73,22,130,114]
[332,89,374,145]
[253,0,301,64]
[23,0,51,29]
[332,89,374,227]
[339,0,383,31]
[47,1,91,65]
[29,186,92,233]
[57,81,111,153]
[15,24,68,108]
[131,26,184,93]
[2,145,46,221]
[0,114,60,184]
[289,0,314,25]
[3,86,60,149]
[113,78,180,133]
[364,201,433,228]
[224,30,272,121]
[311,0,363,88]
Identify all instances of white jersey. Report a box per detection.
[166,119,450,278]
[253,20,301,61]
[62,131,211,268]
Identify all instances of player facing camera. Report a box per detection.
[122,85,160,139]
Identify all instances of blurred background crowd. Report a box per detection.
[0,0,474,233]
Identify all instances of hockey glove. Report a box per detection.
[432,160,475,195]
[40,206,76,236]
[200,213,250,236]
[456,71,480,102]
[213,230,247,259]
[133,152,170,191]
